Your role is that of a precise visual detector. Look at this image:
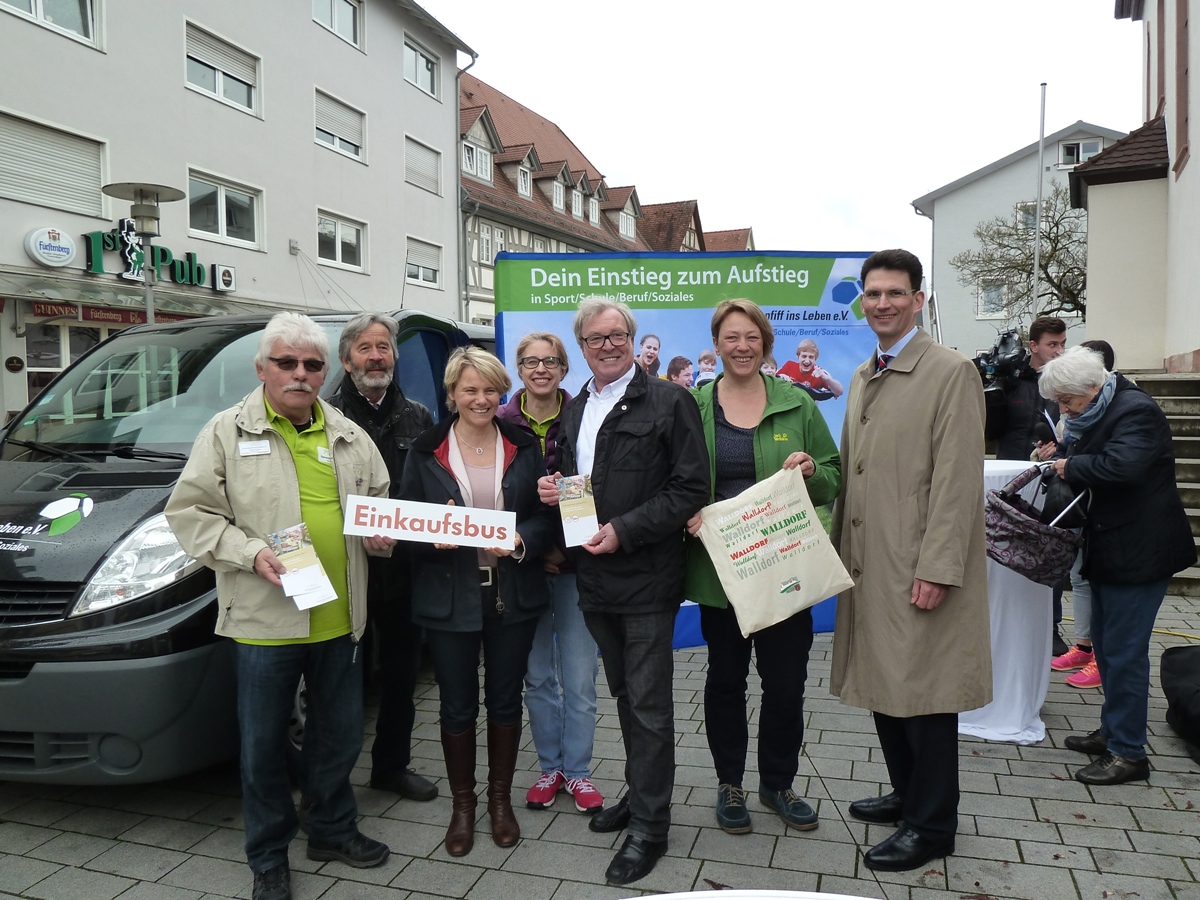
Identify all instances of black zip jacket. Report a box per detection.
[556,366,710,614]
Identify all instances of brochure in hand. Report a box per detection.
[266,523,338,610]
[556,474,599,547]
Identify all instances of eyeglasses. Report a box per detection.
[582,331,631,349]
[269,356,326,373]
[862,289,919,302]
[518,356,564,370]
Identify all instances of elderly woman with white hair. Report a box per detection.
[1039,346,1195,785]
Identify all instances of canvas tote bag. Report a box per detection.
[696,465,853,638]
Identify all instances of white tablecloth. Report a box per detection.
[957,460,1053,744]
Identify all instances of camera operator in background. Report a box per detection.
[990,317,1067,462]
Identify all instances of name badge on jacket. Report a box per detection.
[239,440,271,457]
[317,446,333,465]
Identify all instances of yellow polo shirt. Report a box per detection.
[239,399,351,645]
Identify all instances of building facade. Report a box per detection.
[1071,1,1198,371]
[912,121,1124,356]
[0,0,470,415]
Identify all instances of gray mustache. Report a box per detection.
[282,383,314,394]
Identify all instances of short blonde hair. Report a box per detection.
[443,346,511,413]
[710,299,775,359]
[796,338,819,358]
[515,332,570,376]
[698,348,717,365]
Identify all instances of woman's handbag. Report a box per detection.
[984,464,1085,586]
[696,466,853,638]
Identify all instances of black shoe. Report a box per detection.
[1064,730,1107,756]
[589,795,631,833]
[848,792,903,825]
[759,787,818,831]
[307,832,390,868]
[1074,752,1150,785]
[863,824,954,872]
[1052,633,1070,659]
[715,784,751,834]
[371,768,439,801]
[605,834,667,885]
[253,864,291,900]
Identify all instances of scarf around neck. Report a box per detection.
[1063,372,1118,443]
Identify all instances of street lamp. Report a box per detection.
[101,182,185,324]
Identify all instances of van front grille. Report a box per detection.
[0,731,93,770]
[0,582,80,625]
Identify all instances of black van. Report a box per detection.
[0,311,491,784]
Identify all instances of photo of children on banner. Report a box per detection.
[694,466,853,637]
[777,339,844,401]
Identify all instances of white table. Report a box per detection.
[957,460,1053,744]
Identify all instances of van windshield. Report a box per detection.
[2,322,343,461]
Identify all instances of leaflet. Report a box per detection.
[266,523,338,610]
[556,475,599,547]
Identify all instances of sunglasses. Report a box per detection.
[269,356,326,373]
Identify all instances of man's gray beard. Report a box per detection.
[352,368,392,393]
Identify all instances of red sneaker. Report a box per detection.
[525,771,565,809]
[566,776,604,814]
[1066,658,1102,689]
[1051,644,1093,672]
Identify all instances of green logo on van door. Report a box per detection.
[40,493,94,535]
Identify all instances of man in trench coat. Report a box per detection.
[830,248,991,873]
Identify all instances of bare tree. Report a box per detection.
[950,181,1087,321]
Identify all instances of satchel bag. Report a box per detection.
[984,464,1084,586]
[696,466,853,638]
[1040,469,1088,529]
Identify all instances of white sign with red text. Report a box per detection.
[342,495,517,550]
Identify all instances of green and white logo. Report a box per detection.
[40,493,94,535]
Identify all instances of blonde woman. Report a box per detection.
[398,347,555,856]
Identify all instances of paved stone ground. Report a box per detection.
[3,592,1200,900]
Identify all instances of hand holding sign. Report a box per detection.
[343,495,516,550]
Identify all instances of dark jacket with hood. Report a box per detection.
[398,415,555,630]
[1062,373,1196,584]
[555,365,710,614]
[995,363,1059,460]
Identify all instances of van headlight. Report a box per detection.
[72,513,202,616]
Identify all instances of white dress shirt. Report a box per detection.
[576,364,636,477]
[876,326,919,365]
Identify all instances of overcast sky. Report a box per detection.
[417,0,1144,265]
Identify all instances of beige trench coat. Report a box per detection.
[830,330,992,717]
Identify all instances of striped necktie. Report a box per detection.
[877,354,894,371]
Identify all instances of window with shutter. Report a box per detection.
[185,23,259,113]
[404,138,440,193]
[0,112,102,216]
[314,90,364,159]
[406,238,440,286]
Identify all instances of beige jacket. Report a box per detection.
[830,330,992,717]
[165,387,390,641]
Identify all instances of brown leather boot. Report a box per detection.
[441,726,477,857]
[486,720,522,847]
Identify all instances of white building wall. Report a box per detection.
[0,0,465,412]
[1084,180,1168,370]
[924,138,1098,357]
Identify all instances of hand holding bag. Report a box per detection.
[696,466,853,638]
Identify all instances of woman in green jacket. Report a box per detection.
[685,299,841,836]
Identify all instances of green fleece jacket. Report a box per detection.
[684,373,842,608]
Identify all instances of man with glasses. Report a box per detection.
[830,250,990,873]
[167,312,394,900]
[327,313,437,803]
[537,298,709,886]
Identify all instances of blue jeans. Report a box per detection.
[236,635,363,873]
[1068,548,1092,643]
[1089,578,1168,760]
[425,591,539,733]
[584,609,675,841]
[524,573,599,779]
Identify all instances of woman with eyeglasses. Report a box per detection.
[398,347,555,856]
[496,333,605,815]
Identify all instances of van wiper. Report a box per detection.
[111,446,189,461]
[4,438,97,463]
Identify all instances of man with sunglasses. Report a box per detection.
[327,313,437,804]
[167,312,394,900]
[537,298,709,886]
[830,250,990,873]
